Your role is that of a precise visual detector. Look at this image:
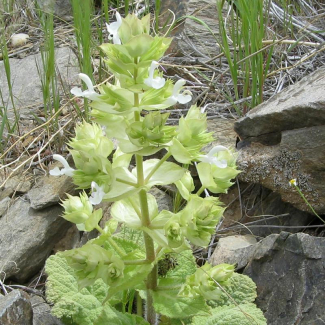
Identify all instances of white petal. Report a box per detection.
[208,145,228,156]
[112,33,121,45]
[151,77,165,89]
[214,159,228,168]
[89,182,105,205]
[172,79,186,97]
[78,73,94,92]
[71,86,84,97]
[50,154,75,177]
[49,167,64,176]
[177,93,192,104]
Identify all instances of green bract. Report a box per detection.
[61,242,125,288]
[61,192,102,231]
[46,11,264,325]
[180,195,225,247]
[179,263,235,301]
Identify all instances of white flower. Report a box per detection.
[164,79,192,106]
[289,179,297,186]
[89,181,106,205]
[50,154,75,177]
[144,61,166,89]
[106,12,122,45]
[199,145,228,168]
[71,73,100,100]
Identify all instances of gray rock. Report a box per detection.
[160,0,221,58]
[4,175,32,194]
[233,67,325,215]
[206,118,237,149]
[0,47,79,115]
[0,198,71,282]
[31,295,63,325]
[234,66,325,145]
[0,197,11,217]
[0,290,33,325]
[149,187,173,212]
[244,232,325,325]
[209,235,257,269]
[27,172,76,210]
[237,125,325,214]
[36,0,72,18]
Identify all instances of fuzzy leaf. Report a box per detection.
[208,273,258,308]
[190,303,267,325]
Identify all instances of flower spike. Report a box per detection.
[144,61,166,89]
[50,154,75,177]
[106,12,122,45]
[71,73,101,100]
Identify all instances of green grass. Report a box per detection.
[216,0,273,115]
[36,8,60,130]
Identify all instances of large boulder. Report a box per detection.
[27,172,76,210]
[0,47,79,116]
[235,67,325,215]
[0,199,71,282]
[243,232,325,324]
[159,0,221,58]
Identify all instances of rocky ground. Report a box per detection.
[1,0,325,324]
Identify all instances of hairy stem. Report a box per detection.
[133,58,157,324]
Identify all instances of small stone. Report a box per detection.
[210,235,257,269]
[0,290,33,325]
[10,34,29,48]
[31,295,63,325]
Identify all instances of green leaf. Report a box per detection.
[170,138,193,164]
[135,159,185,187]
[111,193,158,229]
[208,273,257,308]
[151,289,210,319]
[45,254,79,304]
[104,167,139,201]
[190,303,267,325]
[106,263,154,299]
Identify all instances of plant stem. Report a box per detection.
[136,291,143,317]
[294,185,325,224]
[133,58,157,324]
[196,185,206,196]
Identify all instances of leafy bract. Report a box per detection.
[136,159,186,187]
[111,193,158,229]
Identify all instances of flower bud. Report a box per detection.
[69,121,113,158]
[61,192,93,225]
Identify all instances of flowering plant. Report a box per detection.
[45,12,265,325]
